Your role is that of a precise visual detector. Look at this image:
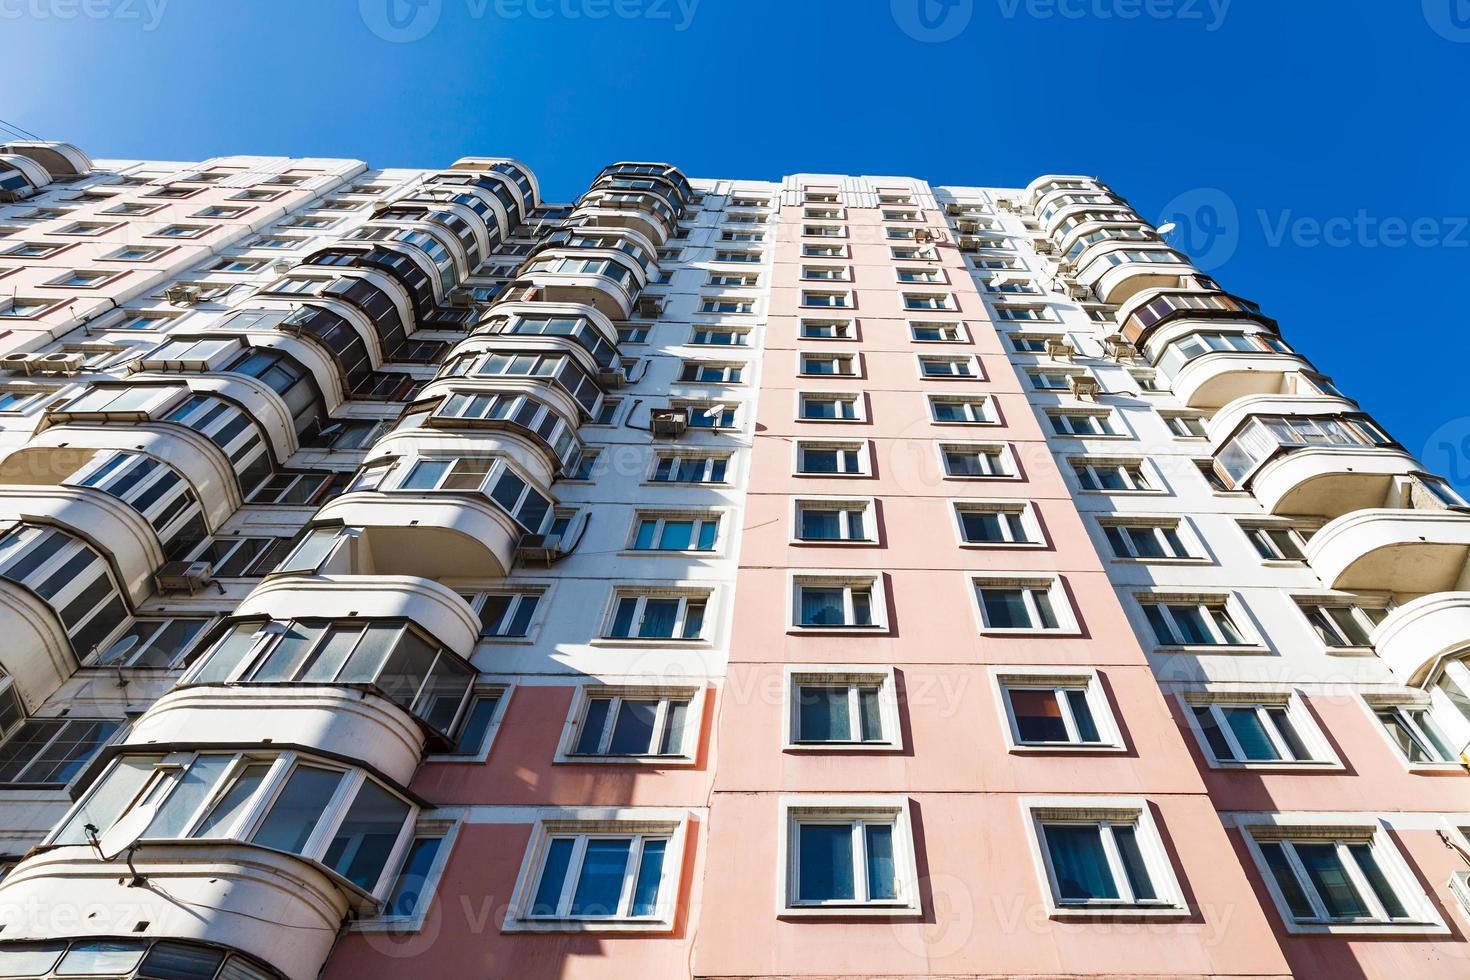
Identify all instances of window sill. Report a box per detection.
[1153,644,1271,655]
[783,742,902,753]
[796,417,868,425]
[502,916,676,934]
[793,471,872,479]
[779,904,922,919]
[959,540,1046,549]
[1205,759,1344,772]
[1007,742,1126,754]
[1278,920,1450,937]
[552,754,698,767]
[1109,557,1212,567]
[789,538,879,547]
[980,628,1082,638]
[1046,903,1190,920]
[787,625,890,636]
[589,638,713,649]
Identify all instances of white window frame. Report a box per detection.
[791,496,876,545]
[1021,796,1187,918]
[599,586,713,644]
[928,394,995,426]
[969,575,1077,635]
[648,452,733,485]
[1070,457,1157,493]
[1099,518,1198,562]
[992,666,1123,751]
[783,666,902,751]
[425,684,514,762]
[798,318,854,340]
[1240,815,1447,935]
[796,391,865,423]
[789,571,889,633]
[778,796,921,917]
[503,809,689,932]
[627,509,724,554]
[1139,593,1257,648]
[1180,691,1339,769]
[797,350,859,377]
[1360,693,1463,772]
[951,500,1043,548]
[939,442,1017,479]
[916,354,981,379]
[794,439,871,477]
[555,685,704,765]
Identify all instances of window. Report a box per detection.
[147,224,210,239]
[794,498,872,543]
[918,355,977,378]
[793,575,884,630]
[1163,413,1207,438]
[90,617,212,668]
[631,512,720,552]
[798,393,861,421]
[616,325,649,344]
[605,590,708,641]
[1,241,65,258]
[55,220,117,236]
[786,668,899,748]
[1072,458,1153,492]
[713,248,761,264]
[1184,695,1328,766]
[1009,333,1057,353]
[651,453,730,484]
[0,716,119,787]
[803,224,844,238]
[1049,411,1117,436]
[463,591,543,638]
[782,799,919,914]
[1369,698,1458,765]
[1241,522,1312,561]
[699,297,753,314]
[0,389,48,413]
[507,818,682,928]
[1140,596,1250,646]
[799,352,856,376]
[568,449,602,481]
[103,244,168,261]
[188,536,293,577]
[678,361,743,384]
[997,669,1118,748]
[381,827,451,920]
[796,441,867,476]
[971,577,1072,633]
[592,398,621,425]
[0,297,57,318]
[1245,824,1438,932]
[802,243,845,257]
[1102,521,1194,560]
[1028,369,1076,390]
[994,305,1054,321]
[896,266,942,283]
[1026,800,1182,914]
[395,456,553,532]
[801,266,848,281]
[909,321,963,342]
[902,292,953,310]
[676,399,737,429]
[954,502,1038,545]
[941,443,1014,478]
[245,471,348,506]
[799,318,853,340]
[1297,599,1387,649]
[563,688,697,760]
[689,327,749,346]
[929,395,993,424]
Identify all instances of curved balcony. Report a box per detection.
[439,338,608,417]
[124,683,428,786]
[401,188,500,258]
[1372,592,1470,687]
[1117,284,1273,347]
[448,157,538,216]
[529,225,658,274]
[1042,202,1142,240]
[512,262,637,321]
[0,580,78,713]
[0,153,52,200]
[1206,394,1360,447]
[397,383,586,475]
[571,193,675,245]
[1251,445,1423,519]
[593,161,692,208]
[0,140,91,179]
[367,203,479,273]
[1058,225,1158,267]
[235,575,479,654]
[0,844,342,980]
[1024,174,1107,212]
[477,300,621,361]
[0,485,165,603]
[1171,350,1316,409]
[310,490,524,579]
[1079,247,1198,307]
[0,939,280,980]
[1305,508,1470,593]
[430,169,523,231]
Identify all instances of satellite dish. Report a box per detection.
[96,801,158,861]
[702,404,729,419]
[1156,222,1177,236]
[97,634,140,666]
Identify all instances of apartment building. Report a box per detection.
[0,141,1463,979]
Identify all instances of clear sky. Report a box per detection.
[4,0,1468,483]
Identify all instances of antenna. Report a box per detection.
[87,801,158,887]
[1156,221,1177,236]
[97,633,141,668]
[702,404,729,419]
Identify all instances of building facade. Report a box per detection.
[0,142,1464,978]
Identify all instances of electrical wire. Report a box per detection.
[0,116,42,141]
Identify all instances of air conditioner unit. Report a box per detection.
[446,289,473,308]
[650,407,689,438]
[1102,333,1138,361]
[1055,257,1074,273]
[1068,375,1102,400]
[956,219,979,234]
[957,236,979,252]
[1066,281,1092,301]
[164,284,203,307]
[1,352,38,374]
[637,296,664,318]
[598,366,626,388]
[1031,237,1055,254]
[153,560,214,595]
[995,197,1017,213]
[271,259,293,274]
[513,533,563,565]
[29,351,84,374]
[1045,339,1075,360]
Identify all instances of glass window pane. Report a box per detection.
[146,756,233,839]
[570,838,633,916]
[1044,824,1118,901]
[1258,841,1315,918]
[631,839,667,916]
[1295,843,1368,919]
[1065,689,1101,742]
[799,687,850,741]
[1010,689,1067,742]
[660,701,689,754]
[1348,843,1407,918]
[638,599,678,638]
[1112,825,1156,901]
[1223,707,1280,761]
[607,700,659,754]
[857,688,883,741]
[450,695,500,755]
[192,762,272,839]
[798,824,854,901]
[532,838,575,915]
[323,780,411,891]
[864,823,896,900]
[251,765,343,855]
[55,942,146,975]
[576,699,612,754]
[136,941,226,980]
[386,836,443,918]
[982,589,1030,629]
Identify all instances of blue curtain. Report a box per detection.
[1044,825,1117,901]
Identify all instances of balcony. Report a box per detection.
[1171,350,1317,409]
[1372,592,1470,687]
[593,161,692,208]
[1251,445,1424,519]
[402,381,586,476]
[1305,508,1470,593]
[0,140,91,179]
[570,194,674,246]
[1117,284,1273,347]
[310,490,526,580]
[1079,248,1199,307]
[0,844,343,980]
[511,260,638,320]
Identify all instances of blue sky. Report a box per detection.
[4,0,1468,483]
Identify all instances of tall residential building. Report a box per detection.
[0,141,1465,979]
